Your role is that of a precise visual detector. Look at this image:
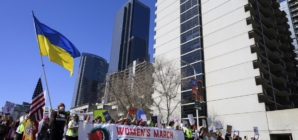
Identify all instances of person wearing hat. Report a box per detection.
[50,103,67,140]
[66,114,79,140]
[37,116,50,140]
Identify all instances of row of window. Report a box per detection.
[181,48,201,64]
[181,103,206,118]
[181,74,203,91]
[181,27,200,43]
[181,16,199,34]
[180,0,199,13]
[181,37,201,54]
[181,6,199,23]
[181,61,203,77]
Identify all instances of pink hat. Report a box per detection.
[43,116,49,120]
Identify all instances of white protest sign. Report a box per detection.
[183,120,188,125]
[202,119,207,127]
[213,121,223,129]
[253,127,259,135]
[141,114,147,121]
[3,101,16,114]
[188,114,194,125]
[207,118,212,126]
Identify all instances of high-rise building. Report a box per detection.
[71,53,109,107]
[109,0,150,73]
[153,0,206,125]
[154,0,298,139]
[279,0,298,52]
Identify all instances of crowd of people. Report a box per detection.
[0,102,259,140]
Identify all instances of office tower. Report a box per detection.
[71,53,109,107]
[280,0,298,53]
[154,0,206,124]
[109,0,150,73]
[154,0,298,138]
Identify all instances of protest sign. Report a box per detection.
[93,109,107,122]
[234,130,240,136]
[202,119,207,127]
[188,114,194,125]
[183,120,188,125]
[3,101,16,114]
[83,123,185,140]
[151,116,157,124]
[227,125,232,134]
[129,107,138,115]
[253,127,259,135]
[141,114,147,121]
[213,121,223,129]
[207,118,212,126]
[136,110,145,120]
[103,111,111,122]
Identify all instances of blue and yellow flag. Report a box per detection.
[33,14,80,76]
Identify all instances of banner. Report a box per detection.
[3,101,16,114]
[85,124,185,140]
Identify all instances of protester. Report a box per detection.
[66,114,79,140]
[185,124,193,140]
[225,132,231,140]
[50,103,67,140]
[161,123,165,129]
[166,121,174,129]
[37,116,50,140]
[243,136,247,140]
[217,131,224,140]
[14,114,27,140]
[6,116,15,140]
[0,114,9,140]
[197,126,204,140]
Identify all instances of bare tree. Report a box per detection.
[101,61,154,119]
[151,58,187,124]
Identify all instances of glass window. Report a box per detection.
[181,16,199,33]
[181,62,203,77]
[181,38,201,54]
[181,91,194,103]
[181,7,199,23]
[181,104,206,118]
[181,75,202,91]
[181,49,202,64]
[181,27,200,43]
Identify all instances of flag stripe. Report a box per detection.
[29,78,45,122]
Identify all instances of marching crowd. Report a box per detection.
[0,102,258,140]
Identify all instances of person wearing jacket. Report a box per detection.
[50,103,67,140]
[65,114,79,140]
[37,116,50,140]
[185,124,193,140]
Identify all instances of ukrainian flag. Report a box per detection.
[33,14,80,76]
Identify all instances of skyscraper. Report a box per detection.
[71,53,109,107]
[279,0,298,52]
[154,0,298,138]
[109,0,150,73]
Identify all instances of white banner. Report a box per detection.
[78,122,184,140]
[2,101,16,114]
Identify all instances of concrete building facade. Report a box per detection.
[154,0,298,139]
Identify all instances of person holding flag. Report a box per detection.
[23,78,45,140]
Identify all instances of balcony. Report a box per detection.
[253,57,267,69]
[245,4,258,16]
[291,7,298,13]
[289,1,298,7]
[271,72,286,84]
[292,12,298,18]
[266,47,282,60]
[256,73,270,85]
[248,30,262,41]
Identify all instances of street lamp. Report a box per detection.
[180,60,200,130]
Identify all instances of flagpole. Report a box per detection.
[32,11,53,109]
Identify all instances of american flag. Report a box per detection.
[29,78,45,121]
